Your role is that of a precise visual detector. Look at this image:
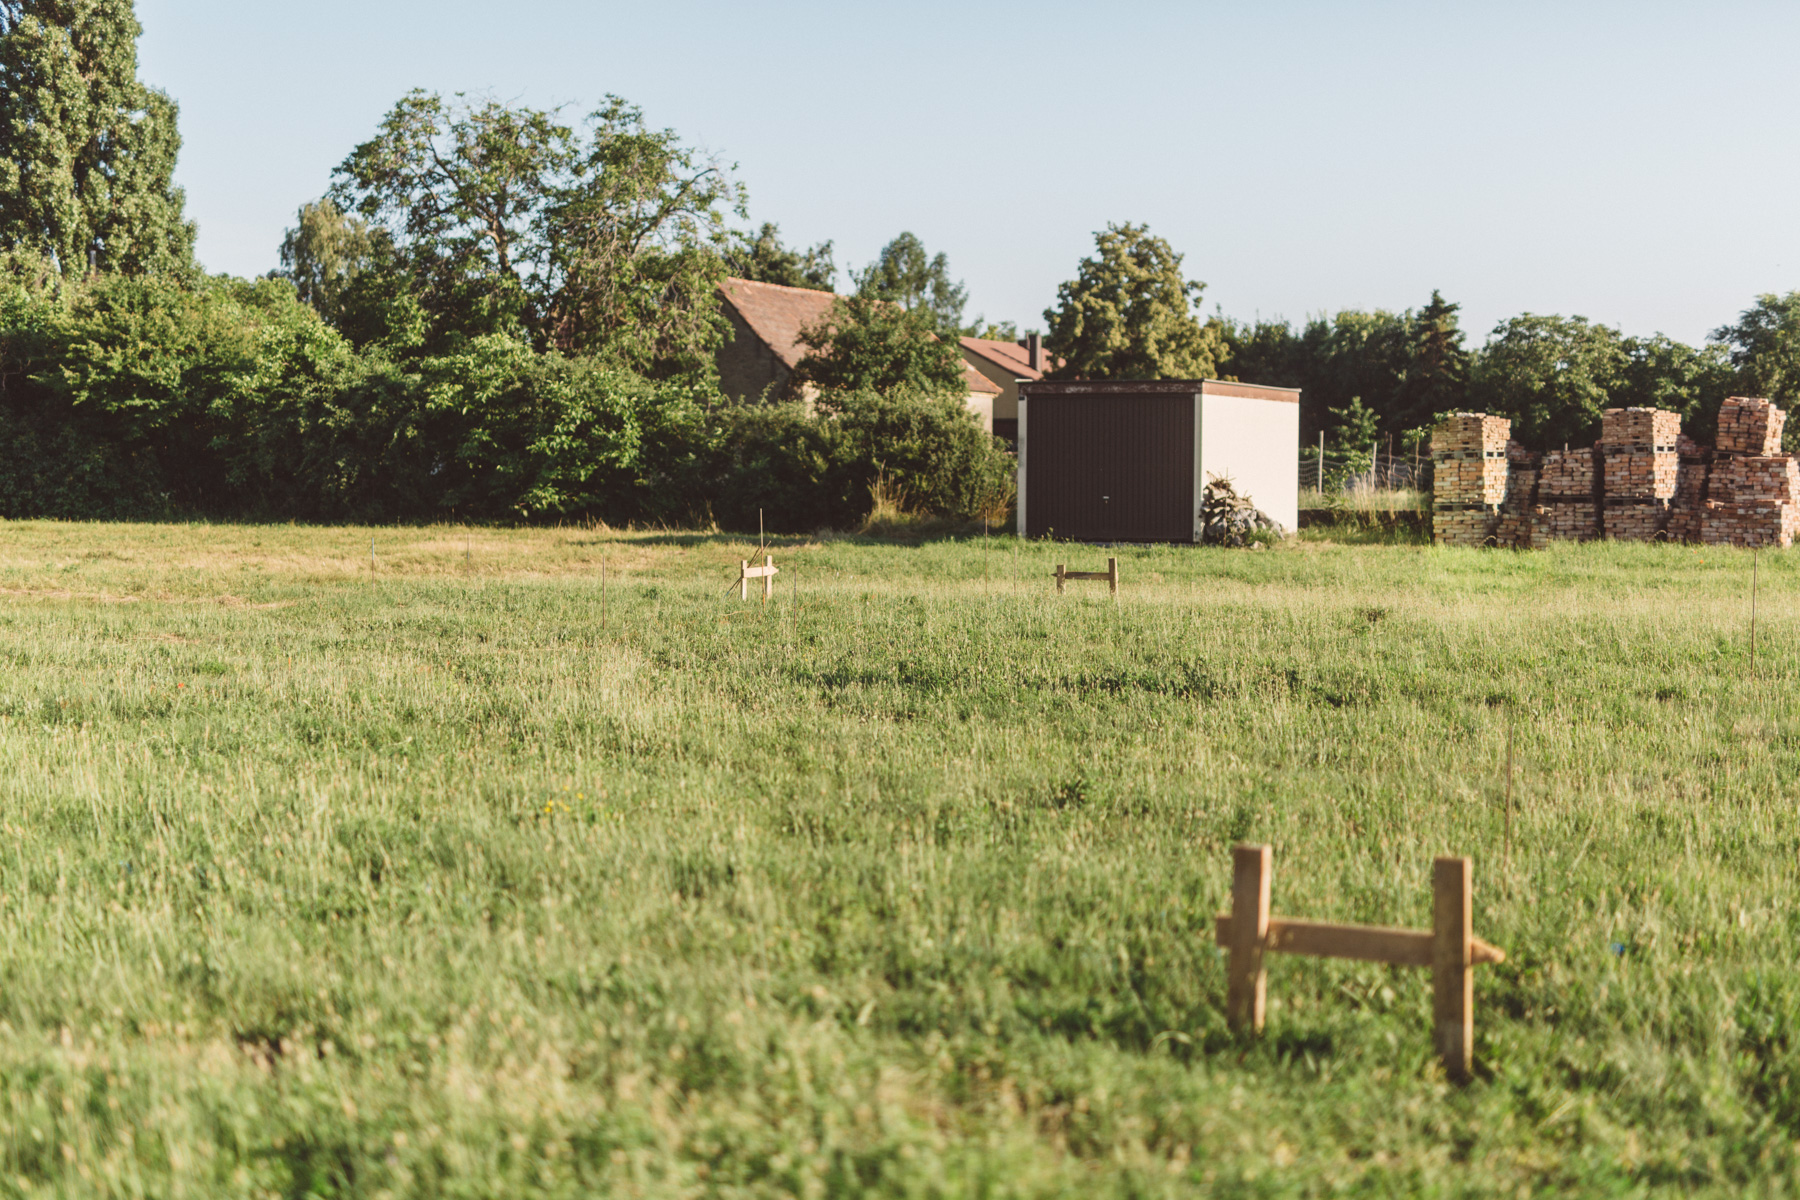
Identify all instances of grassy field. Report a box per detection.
[0,520,1797,1197]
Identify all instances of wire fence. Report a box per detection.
[1298,450,1429,495]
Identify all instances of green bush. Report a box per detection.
[0,265,1014,529]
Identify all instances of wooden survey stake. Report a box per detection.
[1214,844,1504,1081]
[1055,557,1118,596]
[740,555,778,602]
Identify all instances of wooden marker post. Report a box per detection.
[1215,844,1502,1080]
[1226,843,1271,1031]
[740,555,778,602]
[1054,557,1119,598]
[1433,856,1474,1081]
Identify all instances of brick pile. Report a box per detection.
[1717,397,1785,456]
[1701,455,1800,548]
[1429,398,1800,549]
[1494,442,1541,548]
[1529,446,1599,543]
[1699,500,1800,548]
[1596,407,1676,541]
[1431,413,1509,546]
[1668,436,1712,543]
[1599,407,1681,450]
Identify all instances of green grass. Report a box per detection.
[0,521,1795,1197]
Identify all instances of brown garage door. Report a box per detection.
[1026,393,1194,541]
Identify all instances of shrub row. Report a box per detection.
[0,268,1012,530]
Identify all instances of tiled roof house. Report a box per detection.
[960,333,1054,442]
[715,277,1002,430]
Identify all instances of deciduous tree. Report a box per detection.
[0,0,193,275]
[725,222,835,291]
[1042,223,1225,380]
[853,232,966,334]
[792,293,966,399]
[276,199,379,325]
[328,91,741,375]
[1713,292,1800,443]
[1470,314,1628,448]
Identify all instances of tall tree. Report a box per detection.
[537,96,743,374]
[852,232,967,334]
[1470,314,1629,448]
[330,90,571,346]
[1042,222,1225,380]
[329,91,741,373]
[792,293,966,399]
[0,0,193,274]
[1393,289,1470,429]
[1618,333,1734,445]
[725,222,835,291]
[1713,293,1800,436]
[276,198,379,324]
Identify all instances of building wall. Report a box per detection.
[961,351,1022,426]
[963,390,995,434]
[1017,393,1196,541]
[716,303,790,402]
[1199,393,1300,533]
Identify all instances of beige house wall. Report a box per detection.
[963,390,994,434]
[961,349,1023,424]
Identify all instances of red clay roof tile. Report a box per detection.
[719,277,1000,395]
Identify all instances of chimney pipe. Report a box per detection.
[1027,333,1042,372]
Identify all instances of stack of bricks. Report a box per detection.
[1430,414,1509,546]
[1494,442,1541,548]
[1668,435,1712,542]
[1598,407,1678,541]
[1700,397,1797,547]
[1429,399,1800,550]
[1717,396,1785,456]
[1530,446,1599,542]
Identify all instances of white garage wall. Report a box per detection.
[1198,395,1299,533]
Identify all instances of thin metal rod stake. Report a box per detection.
[1504,713,1513,876]
[1751,548,1759,680]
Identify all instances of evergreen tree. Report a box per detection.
[1394,289,1469,428]
[0,0,194,275]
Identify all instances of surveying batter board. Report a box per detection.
[738,555,778,602]
[1215,844,1505,1081]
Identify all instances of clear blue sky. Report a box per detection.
[137,0,1800,347]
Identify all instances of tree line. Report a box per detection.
[4,0,1799,530]
[0,2,1008,527]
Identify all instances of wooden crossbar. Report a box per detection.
[739,555,779,602]
[1211,916,1504,968]
[1054,557,1119,596]
[1217,843,1504,1081]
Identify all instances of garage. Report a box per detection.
[1015,380,1300,542]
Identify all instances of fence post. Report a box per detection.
[1227,843,1272,1033]
[1107,557,1118,596]
[1433,856,1473,1081]
[762,554,774,603]
[740,560,749,602]
[1055,564,1066,594]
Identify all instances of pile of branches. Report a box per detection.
[1199,473,1281,546]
